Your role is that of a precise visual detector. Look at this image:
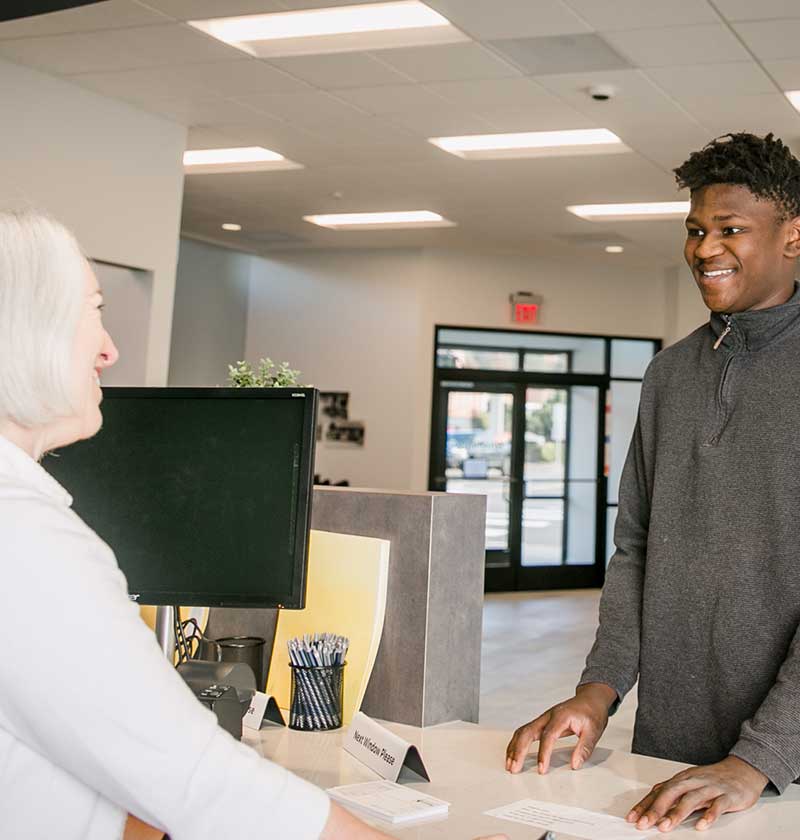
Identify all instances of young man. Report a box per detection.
[506,133,800,832]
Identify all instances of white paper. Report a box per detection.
[484,799,655,840]
[328,780,449,825]
[242,691,269,731]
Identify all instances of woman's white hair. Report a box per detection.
[0,211,86,428]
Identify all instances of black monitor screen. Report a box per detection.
[44,387,317,608]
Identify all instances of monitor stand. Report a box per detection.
[155,605,176,659]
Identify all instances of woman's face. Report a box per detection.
[67,261,119,442]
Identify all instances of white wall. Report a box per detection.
[243,247,674,492]
[0,57,186,385]
[169,237,251,386]
[246,249,425,490]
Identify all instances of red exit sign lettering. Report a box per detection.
[514,302,539,323]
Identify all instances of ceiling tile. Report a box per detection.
[644,62,777,99]
[386,107,496,136]
[70,59,310,101]
[711,0,800,21]
[763,59,800,89]
[137,0,287,19]
[733,20,800,61]
[186,120,347,166]
[334,84,448,114]
[602,24,751,68]
[535,69,707,149]
[273,0,382,7]
[488,34,630,75]
[136,96,278,125]
[475,102,598,132]
[423,0,590,40]
[0,1,169,38]
[562,0,720,31]
[0,23,243,75]
[372,43,521,83]
[621,124,714,171]
[233,90,368,127]
[424,77,557,107]
[673,92,800,137]
[268,52,412,89]
[186,126,242,148]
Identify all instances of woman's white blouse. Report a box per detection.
[0,434,330,840]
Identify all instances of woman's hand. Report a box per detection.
[505,683,617,774]
[626,756,769,832]
[123,814,164,840]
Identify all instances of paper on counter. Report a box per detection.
[484,799,655,840]
[328,780,449,825]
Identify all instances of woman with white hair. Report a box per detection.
[0,211,506,840]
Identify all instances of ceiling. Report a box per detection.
[3,0,800,265]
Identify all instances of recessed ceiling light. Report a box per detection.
[567,201,689,221]
[303,210,456,230]
[605,245,624,253]
[429,128,629,160]
[188,1,467,59]
[785,90,800,113]
[221,223,242,231]
[183,147,303,174]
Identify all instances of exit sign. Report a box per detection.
[510,292,542,325]
[514,302,539,323]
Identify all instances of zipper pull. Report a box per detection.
[713,318,731,351]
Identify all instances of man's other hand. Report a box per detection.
[626,756,769,832]
[505,683,617,775]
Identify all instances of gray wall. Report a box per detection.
[168,238,250,386]
[92,260,152,387]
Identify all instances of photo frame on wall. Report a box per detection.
[317,392,365,447]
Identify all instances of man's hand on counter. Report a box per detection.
[505,683,617,775]
[626,755,769,832]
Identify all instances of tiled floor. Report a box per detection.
[479,590,638,753]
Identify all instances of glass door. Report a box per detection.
[433,385,518,574]
[517,384,602,589]
[431,379,605,590]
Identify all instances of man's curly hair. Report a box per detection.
[674,133,800,221]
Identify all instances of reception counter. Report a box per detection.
[245,720,800,838]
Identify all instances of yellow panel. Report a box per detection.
[267,529,390,726]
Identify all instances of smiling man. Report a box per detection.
[506,133,800,832]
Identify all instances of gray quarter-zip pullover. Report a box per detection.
[580,286,800,793]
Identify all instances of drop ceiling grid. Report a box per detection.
[0,0,799,258]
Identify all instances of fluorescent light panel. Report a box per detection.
[188,1,467,59]
[429,129,629,160]
[786,90,800,113]
[567,201,690,222]
[303,211,455,230]
[183,146,302,174]
[221,223,242,231]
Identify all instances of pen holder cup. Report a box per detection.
[289,663,346,731]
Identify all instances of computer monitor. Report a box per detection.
[44,387,318,609]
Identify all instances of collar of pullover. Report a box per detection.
[709,283,800,352]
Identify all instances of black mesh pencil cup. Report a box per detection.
[289,662,345,731]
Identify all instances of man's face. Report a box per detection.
[683,183,800,313]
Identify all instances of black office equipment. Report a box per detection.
[45,387,318,610]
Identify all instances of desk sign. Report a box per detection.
[243,691,285,730]
[344,712,430,783]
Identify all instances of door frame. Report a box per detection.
[429,369,608,591]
